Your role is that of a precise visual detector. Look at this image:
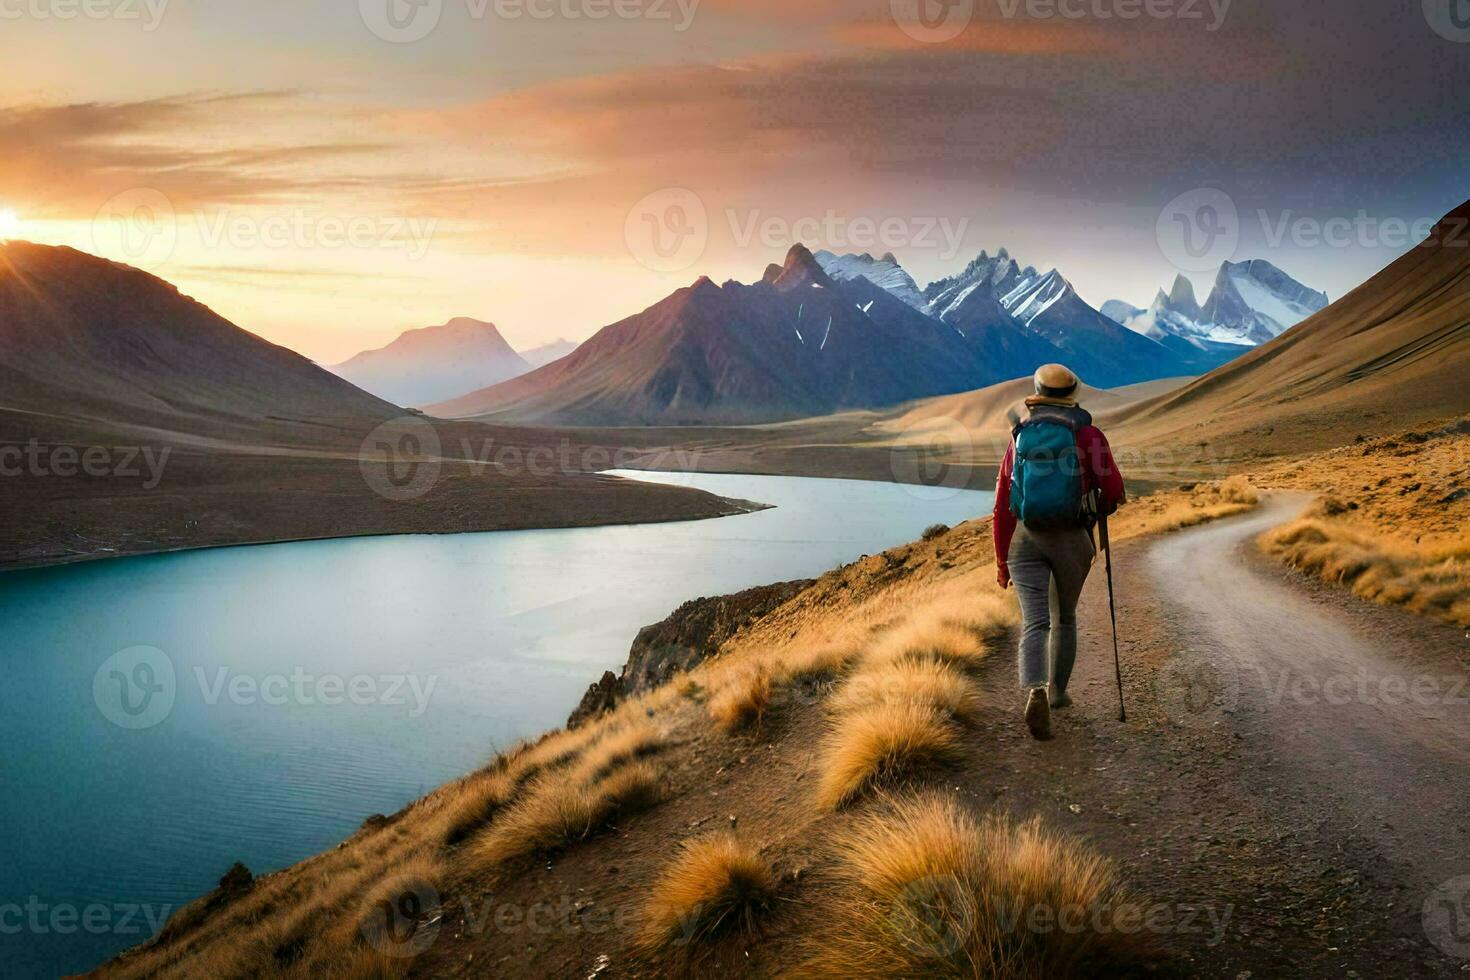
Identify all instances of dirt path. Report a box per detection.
[992,494,1470,977]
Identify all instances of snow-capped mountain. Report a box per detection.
[823,245,1237,383]
[1106,261,1328,347]
[814,250,927,309]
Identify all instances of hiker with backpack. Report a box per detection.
[993,364,1126,740]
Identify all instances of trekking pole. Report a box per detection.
[1098,510,1127,723]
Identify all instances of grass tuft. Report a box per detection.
[467,761,662,871]
[794,794,1157,978]
[829,658,982,726]
[708,665,774,731]
[638,834,776,953]
[814,702,962,810]
[440,771,516,846]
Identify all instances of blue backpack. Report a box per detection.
[1009,414,1085,529]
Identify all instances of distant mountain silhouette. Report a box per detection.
[519,338,579,369]
[329,317,531,407]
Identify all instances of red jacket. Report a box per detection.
[993,412,1126,571]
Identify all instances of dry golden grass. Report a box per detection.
[814,702,963,810]
[829,657,982,726]
[350,854,441,962]
[573,721,664,784]
[439,770,516,846]
[467,761,661,871]
[637,834,776,952]
[865,615,986,668]
[1264,518,1470,627]
[707,664,774,731]
[1113,476,1261,538]
[794,794,1155,979]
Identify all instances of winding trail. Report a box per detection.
[983,493,1470,977]
[1147,494,1470,900]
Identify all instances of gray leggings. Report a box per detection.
[1008,524,1096,690]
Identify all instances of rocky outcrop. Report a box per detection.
[567,579,812,728]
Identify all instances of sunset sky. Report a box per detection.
[3,0,1466,363]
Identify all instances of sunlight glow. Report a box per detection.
[0,209,20,242]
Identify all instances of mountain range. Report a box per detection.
[432,244,1279,425]
[1104,260,1329,347]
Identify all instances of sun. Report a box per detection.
[0,208,20,242]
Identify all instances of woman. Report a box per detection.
[993,364,1126,740]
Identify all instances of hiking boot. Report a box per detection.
[1024,687,1053,741]
[1049,685,1073,709]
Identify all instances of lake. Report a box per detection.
[0,471,992,977]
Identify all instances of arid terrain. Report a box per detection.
[88,415,1470,978]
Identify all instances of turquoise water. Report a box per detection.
[0,472,992,977]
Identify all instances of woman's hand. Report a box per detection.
[997,565,1011,589]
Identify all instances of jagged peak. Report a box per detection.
[773,243,835,291]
